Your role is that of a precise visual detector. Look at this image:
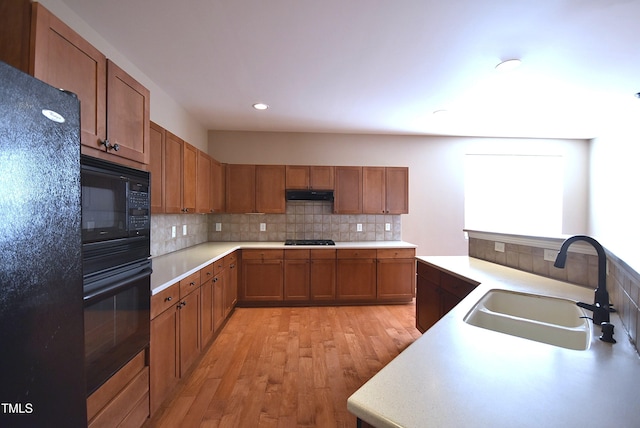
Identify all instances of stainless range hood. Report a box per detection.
[285,189,334,201]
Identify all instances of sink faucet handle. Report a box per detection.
[600,322,616,343]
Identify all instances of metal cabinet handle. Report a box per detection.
[166,296,172,302]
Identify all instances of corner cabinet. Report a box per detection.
[415,260,478,333]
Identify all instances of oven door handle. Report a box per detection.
[83,267,151,304]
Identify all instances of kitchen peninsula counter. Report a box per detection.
[348,256,640,428]
[150,241,416,295]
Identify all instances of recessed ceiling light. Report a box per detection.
[253,103,269,110]
[495,59,522,72]
[433,109,448,115]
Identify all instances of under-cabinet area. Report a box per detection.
[147,241,415,418]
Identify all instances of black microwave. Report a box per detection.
[80,155,150,243]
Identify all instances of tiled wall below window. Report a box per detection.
[469,236,640,355]
[208,201,402,242]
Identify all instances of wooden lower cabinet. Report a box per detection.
[224,253,238,316]
[336,249,377,300]
[284,250,311,300]
[415,260,478,333]
[377,248,416,302]
[241,250,284,301]
[310,249,337,300]
[88,350,149,428]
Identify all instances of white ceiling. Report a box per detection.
[60,0,640,139]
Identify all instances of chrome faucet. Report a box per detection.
[554,235,614,329]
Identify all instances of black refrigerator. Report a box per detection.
[0,61,87,427]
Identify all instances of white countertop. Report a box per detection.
[150,241,416,295]
[347,256,640,428]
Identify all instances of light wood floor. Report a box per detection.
[146,302,421,428]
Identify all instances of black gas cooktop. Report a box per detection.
[284,239,336,246]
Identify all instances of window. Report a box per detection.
[464,154,563,236]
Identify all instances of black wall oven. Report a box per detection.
[81,155,152,395]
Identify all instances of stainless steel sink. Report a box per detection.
[464,289,592,350]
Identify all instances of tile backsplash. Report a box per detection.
[469,234,640,355]
[151,201,402,257]
[208,201,401,242]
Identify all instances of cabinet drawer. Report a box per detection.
[337,249,377,259]
[284,249,310,260]
[377,248,415,259]
[213,257,225,275]
[179,271,201,297]
[440,273,477,299]
[224,251,238,266]
[200,263,214,284]
[242,249,284,260]
[417,261,441,283]
[151,284,179,319]
[310,249,336,259]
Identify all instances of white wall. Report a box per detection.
[590,100,640,271]
[209,131,590,256]
[36,0,208,151]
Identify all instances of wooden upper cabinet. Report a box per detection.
[363,167,409,214]
[385,167,409,214]
[30,2,106,150]
[226,164,256,213]
[149,122,165,214]
[363,167,386,214]
[256,165,285,213]
[286,166,334,190]
[285,165,309,189]
[334,166,362,214]
[182,142,198,213]
[29,3,150,168]
[196,151,212,213]
[0,0,34,74]
[106,60,150,165]
[163,131,183,214]
[211,159,225,212]
[310,166,335,190]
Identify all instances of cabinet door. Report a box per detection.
[336,258,376,300]
[377,258,415,301]
[284,259,310,301]
[415,275,441,333]
[31,3,106,149]
[179,288,200,377]
[385,167,409,214]
[163,131,183,214]
[182,142,198,213]
[0,0,31,72]
[196,150,212,213]
[241,259,284,301]
[200,279,214,346]
[106,60,150,165]
[309,166,335,190]
[225,256,238,314]
[226,164,256,213]
[310,258,336,300]
[256,165,286,213]
[363,167,386,214]
[334,166,362,214]
[149,122,164,213]
[211,159,225,212]
[213,274,225,330]
[285,165,309,189]
[150,306,179,414]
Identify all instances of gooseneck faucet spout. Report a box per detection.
[554,235,611,325]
